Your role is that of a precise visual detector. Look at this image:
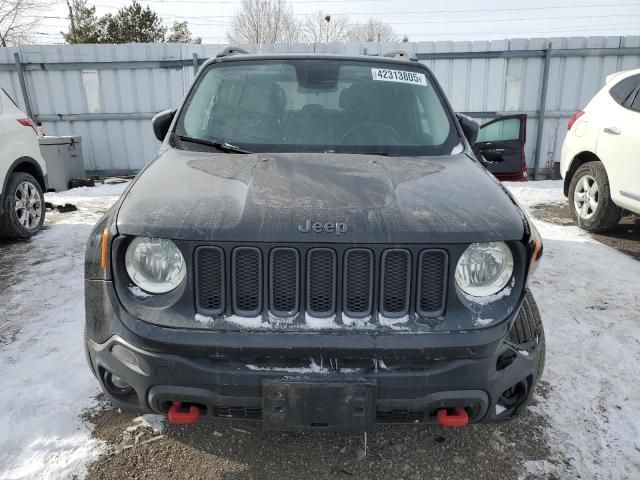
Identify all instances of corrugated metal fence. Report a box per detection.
[1,36,639,177]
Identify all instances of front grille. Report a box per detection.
[306,248,337,317]
[416,250,448,317]
[380,249,411,318]
[232,247,262,316]
[194,247,225,315]
[270,248,299,316]
[343,249,373,318]
[195,245,449,323]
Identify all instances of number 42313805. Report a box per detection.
[371,68,428,86]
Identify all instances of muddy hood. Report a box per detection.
[116,150,525,243]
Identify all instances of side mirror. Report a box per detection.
[456,113,480,145]
[152,109,177,142]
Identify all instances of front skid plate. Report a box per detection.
[262,379,377,432]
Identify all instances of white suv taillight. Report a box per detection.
[567,110,585,130]
[17,118,37,134]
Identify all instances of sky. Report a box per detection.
[34,0,640,45]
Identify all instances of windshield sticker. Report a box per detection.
[371,68,428,86]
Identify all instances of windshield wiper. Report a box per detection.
[174,135,252,154]
[350,151,392,156]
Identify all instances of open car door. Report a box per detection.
[472,114,527,181]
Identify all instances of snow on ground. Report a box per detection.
[0,183,127,480]
[505,179,566,206]
[0,179,639,479]
[506,181,640,479]
[45,182,129,201]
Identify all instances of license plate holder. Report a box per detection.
[262,379,376,432]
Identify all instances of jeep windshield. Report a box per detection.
[174,59,459,156]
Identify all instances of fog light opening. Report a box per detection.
[103,370,135,397]
[498,379,529,409]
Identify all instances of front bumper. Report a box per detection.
[86,310,542,431]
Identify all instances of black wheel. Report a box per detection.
[508,290,545,379]
[568,161,621,232]
[0,172,45,239]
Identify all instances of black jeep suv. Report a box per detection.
[84,49,545,431]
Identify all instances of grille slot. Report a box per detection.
[212,406,262,419]
[376,409,425,423]
[232,247,262,316]
[306,248,337,317]
[380,249,411,318]
[194,246,225,315]
[416,250,448,318]
[343,249,374,318]
[269,248,300,316]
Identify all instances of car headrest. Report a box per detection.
[216,79,287,116]
[239,80,286,116]
[339,81,387,111]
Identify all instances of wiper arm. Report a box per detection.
[351,151,391,156]
[175,135,252,154]
[363,152,391,156]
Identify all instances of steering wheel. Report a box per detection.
[341,122,401,145]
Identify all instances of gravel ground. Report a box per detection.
[85,390,553,480]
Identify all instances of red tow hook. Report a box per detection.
[436,407,469,427]
[167,401,200,425]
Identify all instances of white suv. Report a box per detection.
[560,68,640,232]
[0,89,47,239]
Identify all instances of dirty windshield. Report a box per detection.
[175,59,457,156]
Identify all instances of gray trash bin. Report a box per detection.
[38,136,84,192]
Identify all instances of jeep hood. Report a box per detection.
[116,150,525,243]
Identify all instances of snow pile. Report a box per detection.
[378,314,410,329]
[507,180,640,479]
[129,414,165,434]
[46,182,129,201]
[246,358,363,375]
[0,185,126,480]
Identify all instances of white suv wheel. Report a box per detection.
[14,180,43,229]
[568,161,621,233]
[573,174,599,220]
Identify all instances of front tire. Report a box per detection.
[0,172,45,239]
[568,161,621,232]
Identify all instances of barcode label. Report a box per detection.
[371,68,428,86]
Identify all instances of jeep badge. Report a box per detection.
[298,220,348,235]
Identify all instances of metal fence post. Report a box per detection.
[533,43,552,180]
[192,52,198,76]
[13,52,34,120]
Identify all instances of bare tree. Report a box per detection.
[302,11,349,43]
[1,0,53,46]
[227,0,300,45]
[347,18,397,43]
